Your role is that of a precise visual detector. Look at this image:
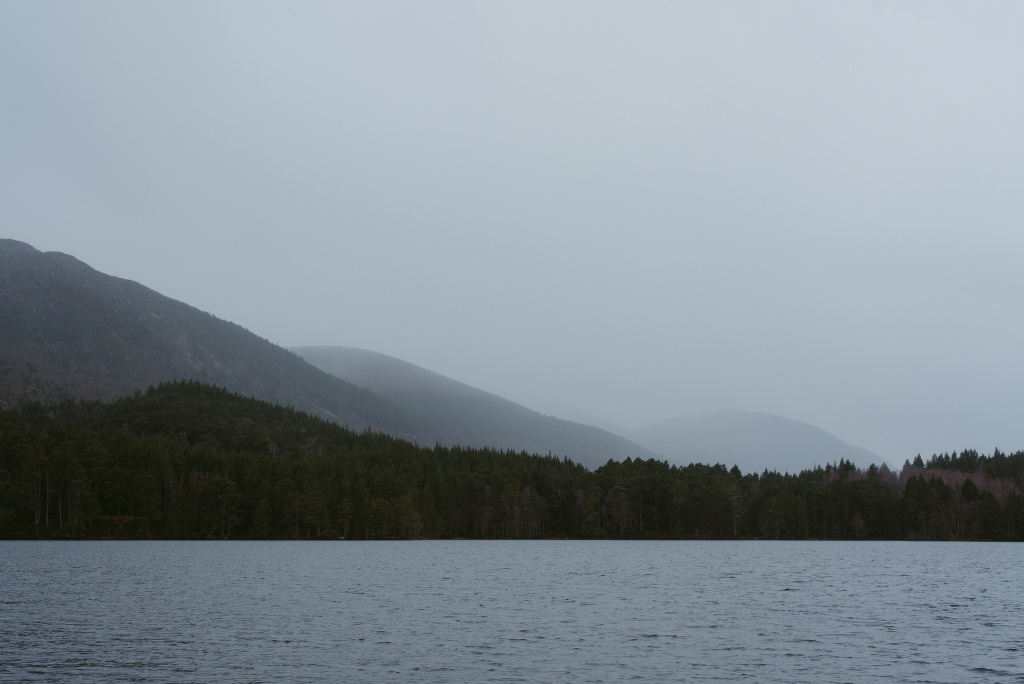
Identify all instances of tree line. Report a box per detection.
[1,381,1023,540]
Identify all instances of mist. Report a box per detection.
[4,2,1024,463]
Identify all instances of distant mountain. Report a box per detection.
[624,410,882,474]
[0,239,413,436]
[291,346,656,468]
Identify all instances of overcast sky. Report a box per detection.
[4,2,1024,463]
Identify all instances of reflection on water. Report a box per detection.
[1,541,1022,683]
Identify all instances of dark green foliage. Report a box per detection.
[1,381,1022,540]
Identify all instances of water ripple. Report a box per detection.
[1,540,1022,683]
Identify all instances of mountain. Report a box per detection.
[0,239,412,435]
[291,346,656,468]
[624,410,882,474]
[0,239,872,472]
[0,240,650,467]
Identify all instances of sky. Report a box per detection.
[3,2,1024,464]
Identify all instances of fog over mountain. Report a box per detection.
[294,346,881,474]
[5,3,1024,463]
[474,393,883,473]
[0,236,878,473]
[292,345,656,469]
[625,411,883,476]
[0,240,653,467]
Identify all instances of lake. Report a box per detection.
[1,541,1021,683]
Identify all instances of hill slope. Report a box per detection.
[625,410,882,474]
[292,345,656,468]
[0,239,411,435]
[0,240,650,466]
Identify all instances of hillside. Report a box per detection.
[0,239,880,472]
[625,410,882,474]
[291,346,656,468]
[0,239,412,435]
[0,240,650,466]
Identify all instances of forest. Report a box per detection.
[1,381,1023,541]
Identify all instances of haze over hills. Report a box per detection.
[292,346,656,468]
[623,410,884,475]
[0,238,883,473]
[0,240,651,468]
[292,346,884,474]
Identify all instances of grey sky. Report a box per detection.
[4,2,1024,463]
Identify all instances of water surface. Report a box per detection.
[1,541,1021,683]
